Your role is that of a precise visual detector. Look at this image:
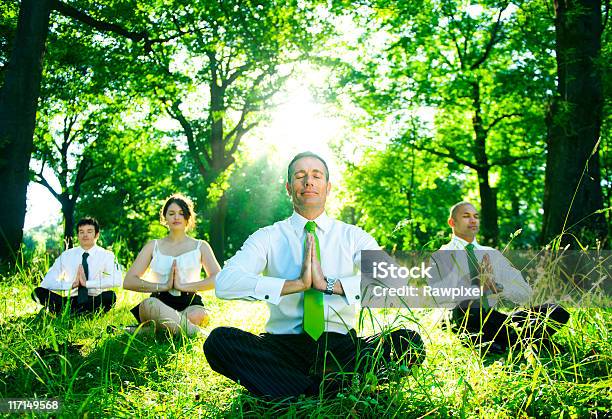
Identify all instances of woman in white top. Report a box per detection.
[124,194,220,336]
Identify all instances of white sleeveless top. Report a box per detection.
[149,239,202,296]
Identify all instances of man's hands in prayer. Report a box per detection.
[281,233,344,296]
[281,234,313,295]
[309,233,328,292]
[72,264,87,289]
[281,233,322,295]
[479,254,500,294]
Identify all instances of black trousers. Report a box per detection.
[32,287,116,315]
[451,303,570,350]
[203,326,425,399]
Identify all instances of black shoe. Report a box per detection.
[486,342,506,354]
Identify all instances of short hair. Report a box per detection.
[76,217,100,234]
[449,201,476,220]
[287,151,329,182]
[160,193,196,230]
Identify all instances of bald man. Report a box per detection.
[435,201,569,354]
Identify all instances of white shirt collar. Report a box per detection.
[451,235,481,249]
[289,211,332,235]
[78,244,99,255]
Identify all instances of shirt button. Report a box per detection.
[355,295,360,300]
[264,295,269,300]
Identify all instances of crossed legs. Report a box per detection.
[203,326,425,399]
[451,303,570,351]
[32,287,116,315]
[138,297,209,337]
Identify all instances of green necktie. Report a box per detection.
[465,243,489,309]
[303,221,324,340]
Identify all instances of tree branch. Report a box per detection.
[52,0,147,42]
[438,50,456,71]
[34,174,61,202]
[223,67,278,157]
[222,63,251,88]
[413,143,480,170]
[63,113,79,147]
[223,104,250,146]
[484,112,523,133]
[72,154,93,201]
[226,121,257,163]
[444,12,466,70]
[205,50,218,86]
[489,153,535,167]
[470,4,508,70]
[167,102,212,174]
[52,0,180,52]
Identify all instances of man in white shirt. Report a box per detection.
[434,201,569,353]
[203,152,425,399]
[32,217,123,315]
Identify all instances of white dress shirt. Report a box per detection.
[215,211,380,334]
[40,245,123,297]
[429,235,533,308]
[146,239,202,296]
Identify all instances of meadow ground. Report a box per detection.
[0,259,610,418]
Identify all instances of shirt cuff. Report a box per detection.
[486,294,499,307]
[43,280,73,291]
[85,279,107,289]
[339,274,361,305]
[254,276,284,305]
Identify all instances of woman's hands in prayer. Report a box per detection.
[172,259,190,292]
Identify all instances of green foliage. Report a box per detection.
[22,221,64,258]
[76,127,178,261]
[13,0,608,255]
[340,135,464,251]
[0,0,18,83]
[331,0,558,247]
[1,259,610,416]
[223,157,293,258]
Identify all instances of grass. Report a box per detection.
[0,262,610,418]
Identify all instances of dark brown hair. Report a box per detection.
[160,194,196,230]
[76,217,100,234]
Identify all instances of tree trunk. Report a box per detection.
[510,191,521,232]
[61,197,75,249]
[0,0,52,263]
[476,167,499,246]
[471,81,499,246]
[209,194,227,261]
[205,80,231,261]
[541,0,607,247]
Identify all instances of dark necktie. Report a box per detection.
[465,243,489,309]
[303,221,324,340]
[465,243,479,284]
[77,252,89,304]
